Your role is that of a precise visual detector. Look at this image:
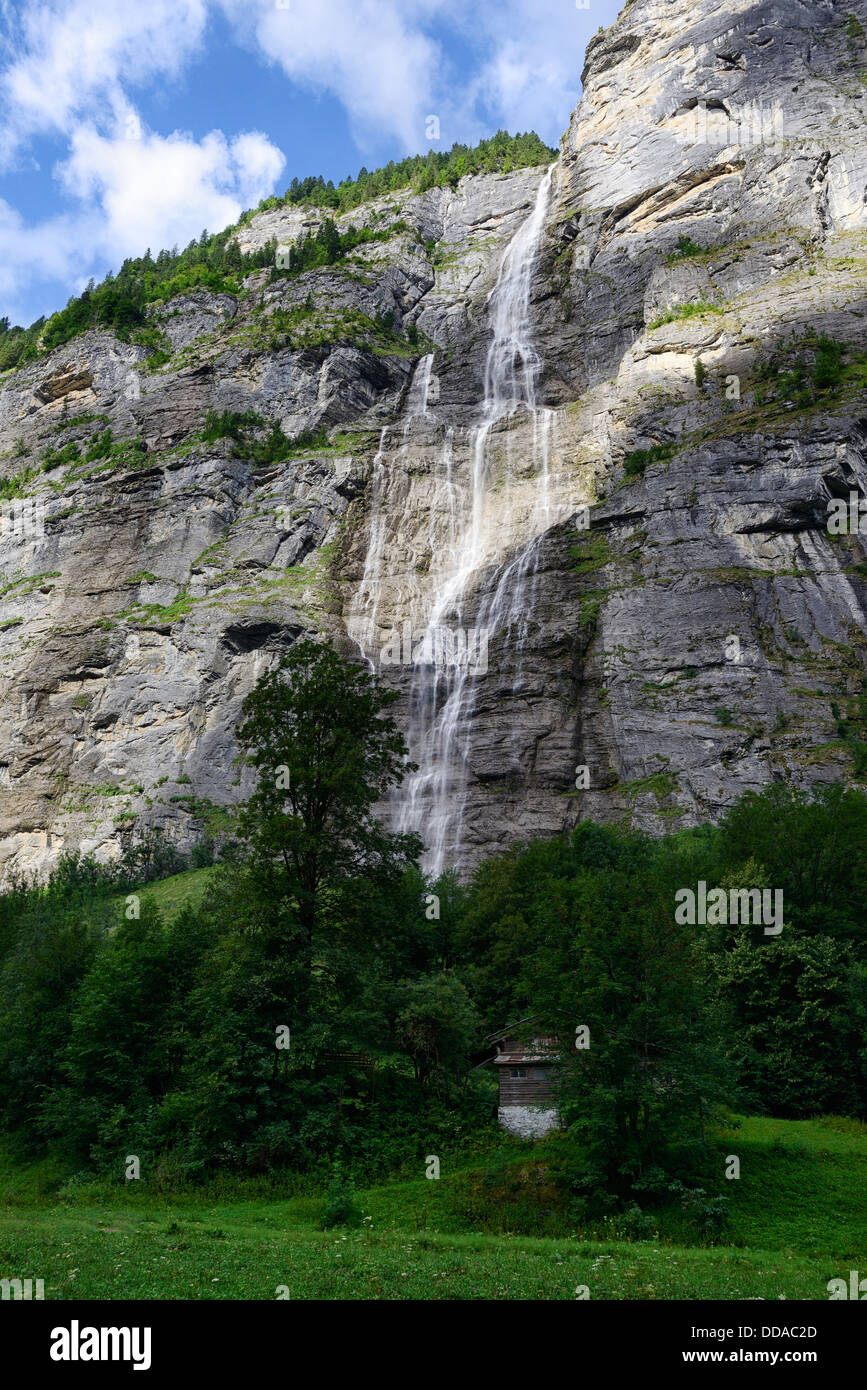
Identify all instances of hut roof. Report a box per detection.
[492,1046,557,1066]
[482,1015,560,1066]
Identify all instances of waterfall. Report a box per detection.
[346,354,436,662]
[346,164,565,876]
[397,164,559,875]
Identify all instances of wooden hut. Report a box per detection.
[485,1016,561,1139]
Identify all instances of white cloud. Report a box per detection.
[0,121,285,321]
[0,197,99,322]
[0,0,209,166]
[57,125,285,258]
[215,0,618,153]
[0,0,284,318]
[218,0,445,151]
[435,0,618,144]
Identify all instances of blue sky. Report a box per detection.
[0,0,623,328]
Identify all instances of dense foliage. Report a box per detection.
[276,217,406,277]
[754,330,863,409]
[0,232,278,372]
[243,130,557,220]
[0,315,44,375]
[0,641,863,1208]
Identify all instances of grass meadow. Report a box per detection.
[1,1115,863,1300]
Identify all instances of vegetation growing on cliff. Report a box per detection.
[0,232,278,372]
[623,442,677,477]
[199,409,333,466]
[754,329,865,408]
[242,129,557,221]
[0,130,554,375]
[648,298,726,331]
[274,217,408,277]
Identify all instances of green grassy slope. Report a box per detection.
[103,865,218,925]
[132,866,218,920]
[0,1116,863,1300]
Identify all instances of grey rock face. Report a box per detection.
[0,0,866,878]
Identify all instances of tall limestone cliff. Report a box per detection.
[0,0,865,878]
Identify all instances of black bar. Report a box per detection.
[2,1298,859,1375]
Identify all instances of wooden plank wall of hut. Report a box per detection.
[499,1072,556,1105]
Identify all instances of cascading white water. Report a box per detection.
[347,354,436,662]
[396,164,559,874]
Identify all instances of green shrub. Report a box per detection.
[190,837,215,869]
[321,1163,362,1229]
[603,1202,659,1241]
[649,299,725,331]
[0,465,39,498]
[667,235,704,262]
[42,443,80,471]
[754,331,855,408]
[85,429,112,462]
[623,442,677,477]
[202,408,265,444]
[812,335,845,390]
[200,409,327,464]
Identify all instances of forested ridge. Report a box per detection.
[0,130,555,375]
